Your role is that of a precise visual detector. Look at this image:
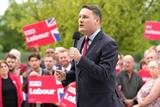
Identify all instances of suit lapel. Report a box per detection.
[77,36,85,53]
[76,37,85,75]
[86,31,103,56]
[77,31,103,54]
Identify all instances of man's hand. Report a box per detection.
[54,70,66,82]
[124,99,134,107]
[69,47,82,61]
[29,71,40,76]
[133,104,140,107]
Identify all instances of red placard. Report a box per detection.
[59,82,76,107]
[144,21,160,40]
[28,76,64,104]
[23,18,61,48]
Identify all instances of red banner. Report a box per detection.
[59,82,76,107]
[144,21,160,40]
[23,18,61,48]
[28,76,64,104]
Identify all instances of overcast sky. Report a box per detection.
[0,0,27,16]
[0,0,9,16]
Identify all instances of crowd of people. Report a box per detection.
[115,45,160,107]
[0,47,72,107]
[1,44,160,107]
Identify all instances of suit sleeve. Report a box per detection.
[116,73,122,86]
[77,40,118,81]
[62,61,76,87]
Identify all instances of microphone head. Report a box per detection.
[72,32,81,40]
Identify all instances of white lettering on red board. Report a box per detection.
[26,32,49,43]
[145,29,160,35]
[64,93,76,104]
[29,88,55,95]
[29,81,42,87]
[68,87,76,95]
[24,29,36,36]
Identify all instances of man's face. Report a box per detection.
[123,58,134,72]
[78,8,99,35]
[44,57,55,70]
[58,52,71,68]
[45,48,55,58]
[6,58,17,71]
[29,57,40,70]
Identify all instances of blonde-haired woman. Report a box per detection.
[133,60,160,107]
[0,60,23,107]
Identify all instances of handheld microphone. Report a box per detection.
[72,32,81,48]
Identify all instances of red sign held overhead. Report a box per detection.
[23,18,61,48]
[28,76,64,104]
[144,21,160,40]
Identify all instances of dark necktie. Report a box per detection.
[64,69,67,73]
[82,37,89,56]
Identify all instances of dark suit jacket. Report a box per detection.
[62,31,124,107]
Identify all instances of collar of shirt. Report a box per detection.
[88,28,101,46]
[37,68,43,75]
[45,68,53,73]
[62,64,71,72]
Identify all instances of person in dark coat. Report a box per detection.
[55,5,124,107]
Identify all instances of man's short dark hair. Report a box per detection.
[28,53,41,61]
[5,54,17,60]
[82,5,102,22]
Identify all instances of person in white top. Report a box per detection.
[133,60,160,107]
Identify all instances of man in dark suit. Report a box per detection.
[55,5,124,107]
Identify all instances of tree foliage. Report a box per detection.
[0,0,160,58]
